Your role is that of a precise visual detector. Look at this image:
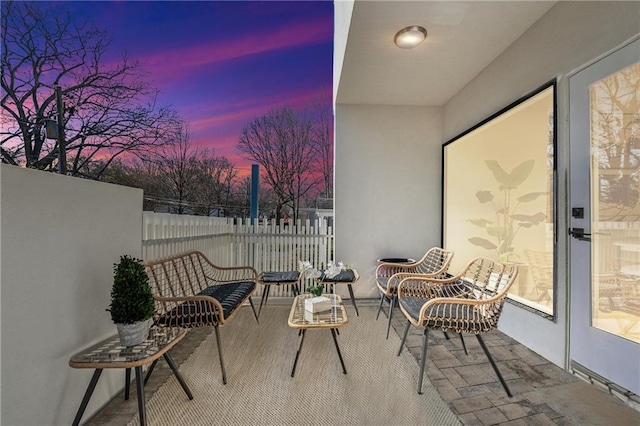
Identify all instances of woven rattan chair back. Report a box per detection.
[432,257,517,332]
[376,247,454,286]
[415,247,455,276]
[375,247,454,338]
[146,252,207,320]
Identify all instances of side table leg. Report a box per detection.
[125,368,131,400]
[72,369,103,426]
[163,353,194,400]
[331,328,347,374]
[135,366,147,426]
[258,285,270,319]
[143,359,158,385]
[291,329,306,377]
[347,284,359,316]
[248,297,259,324]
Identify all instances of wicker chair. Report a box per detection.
[396,257,518,395]
[616,275,640,333]
[375,247,454,338]
[524,249,553,303]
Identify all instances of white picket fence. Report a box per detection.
[142,212,335,297]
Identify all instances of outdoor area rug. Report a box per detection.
[127,304,460,425]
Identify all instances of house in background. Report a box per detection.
[333,0,640,403]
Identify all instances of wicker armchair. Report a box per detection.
[396,257,518,395]
[375,247,453,338]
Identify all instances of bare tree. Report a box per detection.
[307,90,334,199]
[592,63,640,220]
[102,157,165,211]
[157,127,201,214]
[192,155,238,216]
[237,107,320,220]
[1,1,182,177]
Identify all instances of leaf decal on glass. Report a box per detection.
[476,190,494,203]
[485,159,535,189]
[468,218,491,227]
[484,160,509,186]
[511,212,546,224]
[517,192,547,202]
[505,160,535,189]
[468,237,498,250]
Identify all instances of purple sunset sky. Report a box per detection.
[49,1,334,175]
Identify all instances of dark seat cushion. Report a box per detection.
[157,281,255,327]
[378,258,413,263]
[377,277,390,291]
[321,269,356,283]
[399,296,484,332]
[260,271,300,283]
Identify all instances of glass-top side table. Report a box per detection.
[69,326,192,426]
[257,270,303,318]
[287,294,349,377]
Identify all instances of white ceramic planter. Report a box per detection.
[116,318,152,346]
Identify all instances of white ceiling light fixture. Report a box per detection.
[394,25,427,49]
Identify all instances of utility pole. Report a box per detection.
[250,164,259,224]
[55,85,67,174]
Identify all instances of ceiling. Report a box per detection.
[336,1,557,106]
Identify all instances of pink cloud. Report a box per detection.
[139,17,332,84]
[188,85,330,134]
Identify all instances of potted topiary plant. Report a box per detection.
[107,255,155,346]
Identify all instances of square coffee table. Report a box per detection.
[287,293,349,376]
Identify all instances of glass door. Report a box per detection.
[569,38,640,395]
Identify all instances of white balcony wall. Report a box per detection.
[333,0,355,105]
[442,1,640,368]
[334,105,442,297]
[0,165,143,425]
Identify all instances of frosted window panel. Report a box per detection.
[443,85,555,315]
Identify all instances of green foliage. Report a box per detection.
[107,255,155,324]
[307,284,324,297]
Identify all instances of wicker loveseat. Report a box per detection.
[145,251,259,384]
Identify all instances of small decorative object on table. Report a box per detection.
[107,255,155,346]
[298,260,348,296]
[304,295,333,313]
[298,260,360,316]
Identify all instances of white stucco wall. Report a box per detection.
[0,165,143,425]
[333,0,355,105]
[334,104,442,298]
[444,1,640,141]
[442,1,640,368]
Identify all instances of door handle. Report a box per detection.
[569,227,592,242]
